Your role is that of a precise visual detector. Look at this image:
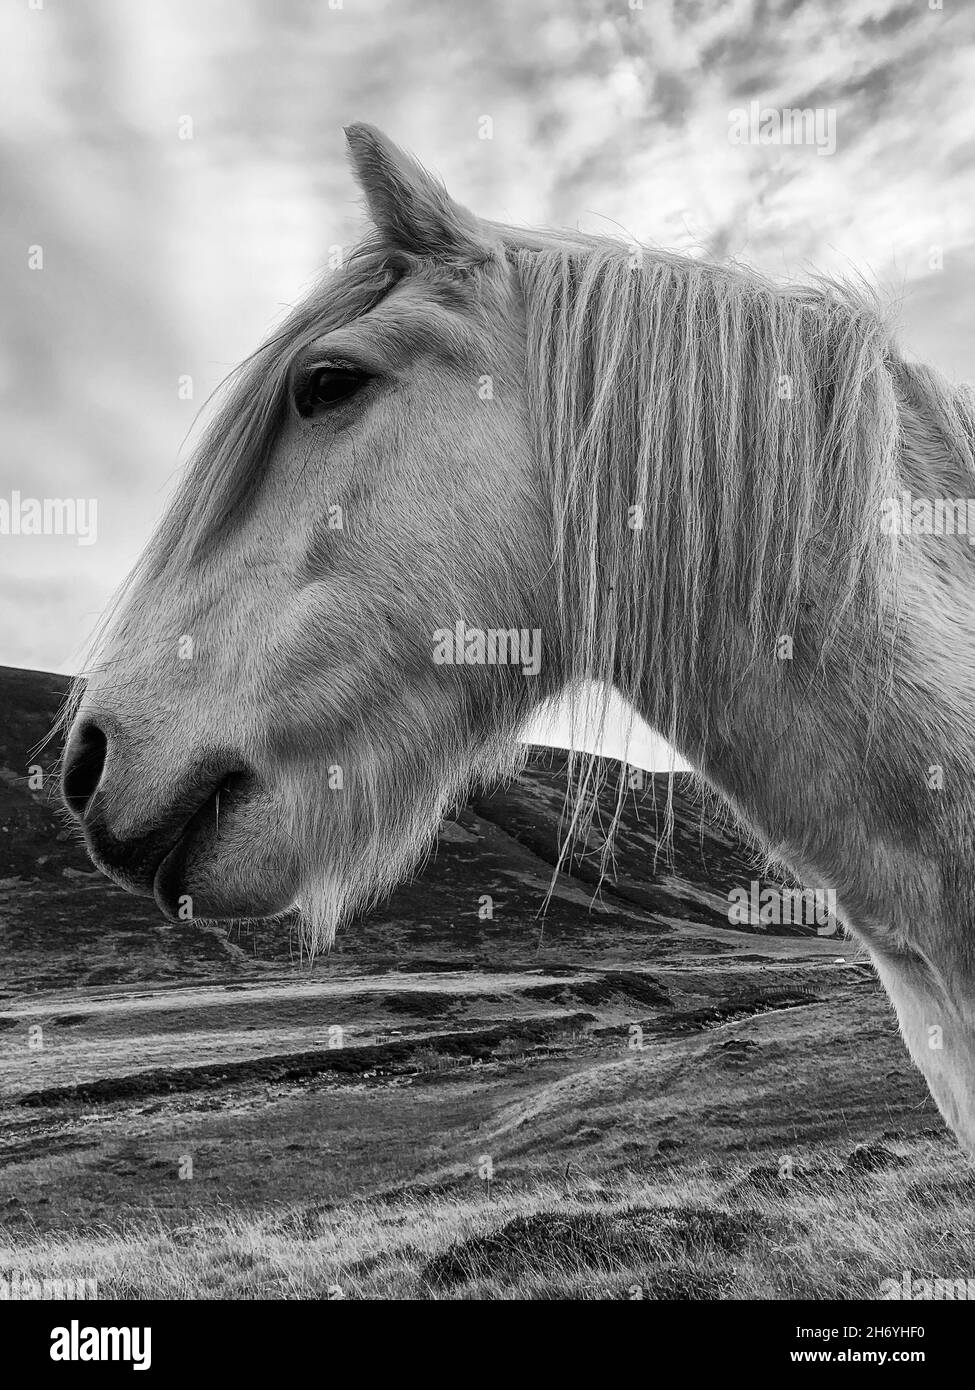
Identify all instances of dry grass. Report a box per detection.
[3,1137,974,1300]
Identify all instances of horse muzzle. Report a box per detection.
[61,716,276,918]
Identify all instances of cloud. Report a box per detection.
[2,0,973,697]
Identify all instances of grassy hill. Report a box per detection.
[0,663,966,1301]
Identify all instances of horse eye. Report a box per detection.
[295,367,369,418]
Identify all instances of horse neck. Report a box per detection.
[618,407,975,956]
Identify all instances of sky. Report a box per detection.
[1,0,973,769]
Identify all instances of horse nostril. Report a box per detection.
[62,721,109,819]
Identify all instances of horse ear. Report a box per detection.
[344,123,496,264]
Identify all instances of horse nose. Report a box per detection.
[61,719,109,819]
[60,714,254,899]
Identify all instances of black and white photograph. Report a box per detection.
[1,0,974,1355]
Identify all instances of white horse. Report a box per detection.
[62,125,975,1153]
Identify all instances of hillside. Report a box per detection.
[0,664,820,991]
[0,663,956,1301]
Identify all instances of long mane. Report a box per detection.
[509,232,927,870]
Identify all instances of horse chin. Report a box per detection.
[152,798,298,922]
[154,860,297,921]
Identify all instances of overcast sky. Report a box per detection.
[1,0,973,767]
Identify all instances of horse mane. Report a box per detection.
[506,231,952,874]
